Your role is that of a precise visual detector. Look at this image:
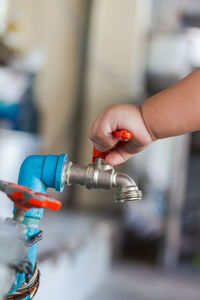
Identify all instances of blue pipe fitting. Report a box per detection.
[18,153,67,220]
[42,153,67,192]
[9,153,68,296]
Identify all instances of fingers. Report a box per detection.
[89,108,118,151]
[105,149,132,165]
[89,104,153,164]
[89,131,117,151]
[105,143,145,165]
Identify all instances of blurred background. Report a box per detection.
[0,0,200,299]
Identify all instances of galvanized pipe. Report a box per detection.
[65,161,142,203]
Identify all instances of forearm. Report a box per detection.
[141,68,200,139]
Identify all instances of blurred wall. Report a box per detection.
[7,0,83,153]
[76,0,153,211]
[152,0,200,31]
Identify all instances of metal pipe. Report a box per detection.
[65,161,142,203]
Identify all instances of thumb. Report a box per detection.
[105,147,133,165]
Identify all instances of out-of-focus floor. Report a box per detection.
[89,262,200,300]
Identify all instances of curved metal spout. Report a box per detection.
[64,161,142,203]
[113,172,142,202]
[114,172,136,187]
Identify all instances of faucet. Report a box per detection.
[65,158,141,202]
[1,130,141,298]
[65,130,142,202]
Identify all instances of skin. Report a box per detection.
[89,68,200,165]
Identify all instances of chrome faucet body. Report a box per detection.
[65,158,142,202]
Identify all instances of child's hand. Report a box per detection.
[89,104,155,165]
[90,69,200,162]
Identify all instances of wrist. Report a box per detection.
[140,104,157,142]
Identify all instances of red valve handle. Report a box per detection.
[92,130,133,163]
[113,130,133,140]
[0,180,62,211]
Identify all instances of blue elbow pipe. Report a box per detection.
[9,153,68,295]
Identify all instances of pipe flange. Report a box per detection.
[114,185,142,203]
[65,161,73,186]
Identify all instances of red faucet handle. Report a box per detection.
[113,130,133,140]
[0,180,62,211]
[92,147,111,163]
[92,130,133,163]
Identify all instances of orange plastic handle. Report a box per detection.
[0,181,62,211]
[113,130,133,140]
[92,130,133,163]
